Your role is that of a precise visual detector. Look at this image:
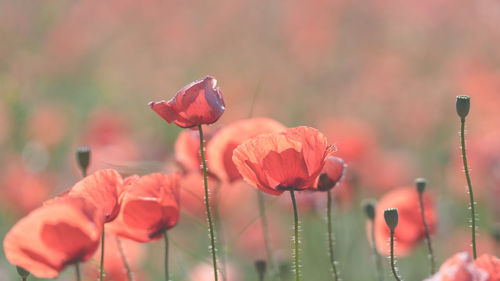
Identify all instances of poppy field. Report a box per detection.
[2,1,500,281]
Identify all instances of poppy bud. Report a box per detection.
[415,178,426,193]
[456,95,470,119]
[16,266,30,279]
[254,260,267,281]
[362,199,376,220]
[384,208,399,231]
[76,146,91,176]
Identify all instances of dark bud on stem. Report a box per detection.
[490,225,500,243]
[254,260,267,281]
[384,208,399,230]
[76,146,91,176]
[16,266,30,279]
[456,95,470,119]
[362,199,376,220]
[415,178,426,194]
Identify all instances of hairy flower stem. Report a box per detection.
[99,228,105,281]
[75,263,82,281]
[389,230,402,281]
[257,189,278,280]
[289,190,301,281]
[369,221,384,281]
[115,236,134,281]
[198,125,219,281]
[460,118,477,259]
[164,232,169,281]
[213,182,227,281]
[417,192,436,274]
[326,191,339,281]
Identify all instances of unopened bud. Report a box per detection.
[76,146,91,176]
[384,208,399,230]
[415,178,426,193]
[456,95,470,119]
[362,199,376,220]
[16,266,30,279]
[254,260,267,281]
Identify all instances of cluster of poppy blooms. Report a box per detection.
[4,76,500,281]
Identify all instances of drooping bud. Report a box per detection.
[384,208,399,231]
[456,95,471,119]
[316,156,346,191]
[254,260,267,281]
[362,199,376,220]
[16,266,30,280]
[415,178,426,194]
[76,146,91,177]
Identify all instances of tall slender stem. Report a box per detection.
[289,190,301,281]
[418,192,436,274]
[198,125,219,281]
[164,231,169,281]
[257,189,277,280]
[370,221,384,281]
[460,118,477,259]
[115,236,134,281]
[99,228,105,281]
[326,190,339,281]
[75,262,82,281]
[389,230,402,281]
[213,182,227,281]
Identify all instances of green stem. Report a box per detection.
[257,190,277,280]
[164,232,169,281]
[75,263,82,281]
[213,182,227,281]
[99,228,105,281]
[198,125,219,281]
[326,191,339,281]
[115,236,134,281]
[418,192,436,274]
[389,230,402,281]
[289,190,301,281]
[460,118,477,259]
[370,221,384,281]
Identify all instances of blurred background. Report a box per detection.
[1,0,500,280]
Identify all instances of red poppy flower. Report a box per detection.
[3,197,103,278]
[232,126,334,195]
[425,252,500,281]
[108,173,180,242]
[149,76,225,128]
[50,169,124,223]
[312,156,346,191]
[207,118,286,183]
[372,187,437,256]
[475,254,500,281]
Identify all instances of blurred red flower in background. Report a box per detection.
[0,156,53,216]
[87,233,146,281]
[149,76,225,128]
[425,252,500,281]
[312,156,346,191]
[3,197,103,278]
[207,117,286,183]
[108,173,180,242]
[174,128,217,175]
[232,126,334,195]
[372,187,437,256]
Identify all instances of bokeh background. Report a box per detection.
[1,0,500,280]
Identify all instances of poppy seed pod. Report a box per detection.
[76,146,91,175]
[362,199,376,220]
[254,260,267,280]
[384,208,399,230]
[456,95,470,119]
[415,178,426,194]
